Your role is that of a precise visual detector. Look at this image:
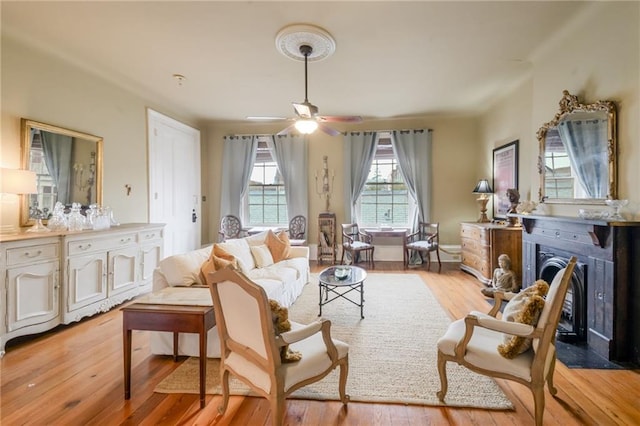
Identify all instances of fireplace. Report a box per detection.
[517,214,640,364]
[537,251,586,343]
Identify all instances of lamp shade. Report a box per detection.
[472,179,493,194]
[0,168,37,194]
[294,119,318,134]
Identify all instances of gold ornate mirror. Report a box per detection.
[20,119,103,226]
[537,90,616,204]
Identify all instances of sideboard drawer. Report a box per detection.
[6,243,59,266]
[67,233,137,255]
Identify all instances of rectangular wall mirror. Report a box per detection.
[20,119,103,226]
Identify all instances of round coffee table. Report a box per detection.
[318,266,367,318]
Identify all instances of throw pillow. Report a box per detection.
[159,246,212,287]
[250,244,275,268]
[266,230,291,263]
[217,238,255,274]
[497,279,550,359]
[199,244,238,284]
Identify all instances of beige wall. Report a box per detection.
[1,35,200,229]
[3,1,638,249]
[480,2,639,219]
[203,115,480,247]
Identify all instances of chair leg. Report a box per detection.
[371,247,375,268]
[270,394,286,426]
[425,251,431,271]
[531,384,546,426]
[218,369,230,415]
[340,248,346,265]
[546,354,558,396]
[435,249,442,272]
[436,351,448,402]
[338,359,350,405]
[403,248,408,269]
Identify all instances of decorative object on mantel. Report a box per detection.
[315,155,334,212]
[472,179,493,223]
[605,199,628,221]
[506,188,520,227]
[516,200,537,214]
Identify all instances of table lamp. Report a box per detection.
[472,179,493,223]
[1,168,38,234]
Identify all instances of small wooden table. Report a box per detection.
[122,303,215,409]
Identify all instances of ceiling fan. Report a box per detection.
[247,44,362,136]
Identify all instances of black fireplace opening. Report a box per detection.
[537,252,586,343]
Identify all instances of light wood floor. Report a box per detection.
[2,262,639,425]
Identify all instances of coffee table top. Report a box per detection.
[319,265,367,286]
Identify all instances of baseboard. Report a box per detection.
[310,244,461,262]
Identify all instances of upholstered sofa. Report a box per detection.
[148,230,310,358]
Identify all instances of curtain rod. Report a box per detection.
[226,128,432,138]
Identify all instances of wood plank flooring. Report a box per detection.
[2,262,639,425]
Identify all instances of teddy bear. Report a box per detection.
[497,279,550,359]
[269,299,302,363]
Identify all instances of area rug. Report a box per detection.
[154,273,514,409]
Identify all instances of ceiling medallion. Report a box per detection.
[275,24,336,62]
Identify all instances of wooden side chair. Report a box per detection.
[403,222,441,272]
[219,214,244,241]
[206,267,349,425]
[436,256,577,426]
[288,215,306,240]
[340,223,374,268]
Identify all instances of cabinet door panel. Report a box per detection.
[67,253,107,312]
[109,247,139,296]
[7,261,59,331]
[140,244,161,284]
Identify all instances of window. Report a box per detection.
[544,129,574,198]
[357,136,413,227]
[245,138,287,226]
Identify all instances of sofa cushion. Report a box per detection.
[248,265,298,286]
[266,230,291,263]
[245,230,270,246]
[158,246,212,287]
[250,244,275,268]
[217,238,255,274]
[200,244,239,283]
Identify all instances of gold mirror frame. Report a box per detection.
[20,119,103,226]
[537,90,617,205]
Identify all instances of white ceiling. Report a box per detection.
[2,1,590,124]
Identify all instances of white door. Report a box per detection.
[147,109,201,258]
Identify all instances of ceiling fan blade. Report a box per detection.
[246,116,288,121]
[318,115,363,123]
[277,124,296,136]
[318,123,342,137]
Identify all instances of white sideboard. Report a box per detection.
[0,223,164,356]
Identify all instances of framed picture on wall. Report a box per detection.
[492,140,519,219]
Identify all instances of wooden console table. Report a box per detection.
[122,303,215,408]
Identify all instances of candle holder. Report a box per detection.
[315,155,335,212]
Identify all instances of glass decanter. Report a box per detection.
[605,199,628,221]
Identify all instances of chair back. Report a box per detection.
[531,256,577,364]
[207,267,280,372]
[220,215,243,240]
[342,223,360,245]
[418,222,439,244]
[289,215,306,239]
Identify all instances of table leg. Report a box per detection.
[199,321,207,409]
[360,282,365,319]
[318,283,323,316]
[173,332,179,362]
[123,326,132,400]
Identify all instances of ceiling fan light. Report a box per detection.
[295,119,318,134]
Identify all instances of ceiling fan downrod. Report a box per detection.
[300,44,312,103]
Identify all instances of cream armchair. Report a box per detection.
[436,256,577,426]
[207,267,349,425]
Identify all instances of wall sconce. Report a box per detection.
[472,179,493,223]
[0,168,38,234]
[315,155,334,212]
